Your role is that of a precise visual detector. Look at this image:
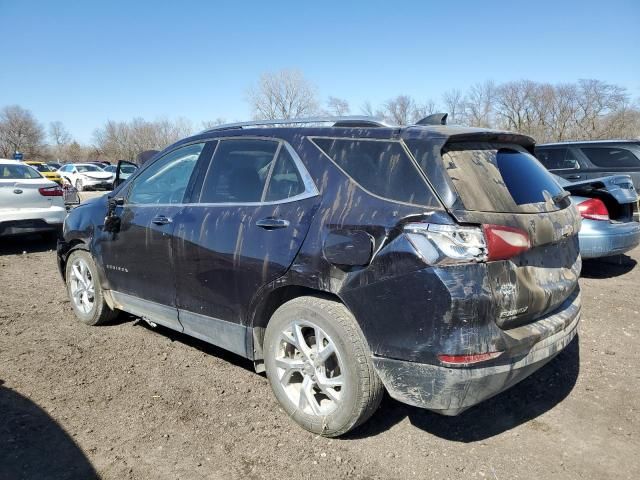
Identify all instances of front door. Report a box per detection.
[172,139,320,356]
[97,142,208,330]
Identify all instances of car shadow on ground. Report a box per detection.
[0,234,58,256]
[134,320,256,371]
[0,380,99,480]
[347,336,580,442]
[581,254,637,278]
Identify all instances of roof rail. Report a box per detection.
[200,116,395,133]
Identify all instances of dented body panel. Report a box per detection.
[58,121,582,417]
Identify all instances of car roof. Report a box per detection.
[537,139,640,147]
[0,159,27,165]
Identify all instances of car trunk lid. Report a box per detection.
[0,178,61,209]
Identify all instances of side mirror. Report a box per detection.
[114,160,138,189]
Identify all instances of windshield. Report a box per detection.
[76,165,103,173]
[31,164,53,172]
[0,164,42,179]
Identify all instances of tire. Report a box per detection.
[75,179,84,191]
[65,250,118,326]
[264,296,384,437]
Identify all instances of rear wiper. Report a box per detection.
[552,190,571,204]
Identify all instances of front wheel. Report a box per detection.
[65,250,118,325]
[263,296,384,437]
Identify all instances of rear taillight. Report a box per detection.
[577,198,609,221]
[482,224,531,261]
[438,351,503,366]
[39,185,63,197]
[404,223,531,264]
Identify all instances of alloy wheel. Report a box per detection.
[69,258,95,314]
[275,320,345,416]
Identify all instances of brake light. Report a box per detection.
[438,351,503,366]
[483,224,531,261]
[39,185,63,197]
[577,198,609,221]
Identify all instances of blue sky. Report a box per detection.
[1,0,638,143]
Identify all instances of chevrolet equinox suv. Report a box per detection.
[58,116,582,437]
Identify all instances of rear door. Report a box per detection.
[406,136,581,329]
[172,138,320,355]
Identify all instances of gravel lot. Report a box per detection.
[1,231,639,479]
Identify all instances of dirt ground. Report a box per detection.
[1,233,639,480]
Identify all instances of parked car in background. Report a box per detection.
[535,140,640,189]
[57,116,582,437]
[555,174,640,258]
[87,161,111,168]
[47,161,63,170]
[0,159,65,238]
[57,163,114,191]
[24,161,63,185]
[103,163,137,180]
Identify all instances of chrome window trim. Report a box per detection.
[308,136,437,209]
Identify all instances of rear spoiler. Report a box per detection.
[446,131,536,153]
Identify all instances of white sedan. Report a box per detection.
[57,163,114,191]
[0,159,66,238]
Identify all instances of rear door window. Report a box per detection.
[199,139,279,203]
[311,138,435,206]
[581,147,640,168]
[264,147,306,201]
[535,148,580,170]
[441,143,565,213]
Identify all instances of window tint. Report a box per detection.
[200,139,278,203]
[0,164,42,179]
[581,147,640,168]
[264,147,305,201]
[128,143,203,204]
[442,143,565,213]
[312,138,433,205]
[31,163,53,172]
[535,148,579,170]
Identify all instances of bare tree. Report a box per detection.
[0,105,45,158]
[247,69,319,120]
[360,101,385,118]
[464,81,497,128]
[442,89,464,124]
[383,95,417,125]
[325,96,350,116]
[201,118,227,130]
[49,121,71,146]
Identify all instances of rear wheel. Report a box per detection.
[65,250,117,325]
[264,296,383,437]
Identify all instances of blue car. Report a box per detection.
[555,174,640,258]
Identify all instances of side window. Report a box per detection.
[311,138,434,206]
[581,147,640,168]
[264,147,305,201]
[199,139,279,203]
[128,143,204,205]
[535,148,579,170]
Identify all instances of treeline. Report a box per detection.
[1,73,638,164]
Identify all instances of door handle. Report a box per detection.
[566,175,581,180]
[152,215,172,225]
[255,217,290,230]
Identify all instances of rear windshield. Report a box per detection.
[311,138,436,206]
[0,164,42,179]
[441,143,565,213]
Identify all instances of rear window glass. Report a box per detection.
[0,164,42,179]
[442,143,565,213]
[581,147,640,168]
[311,138,434,206]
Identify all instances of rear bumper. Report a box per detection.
[372,290,581,415]
[0,207,66,236]
[579,219,640,258]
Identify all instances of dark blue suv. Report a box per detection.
[58,117,582,436]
